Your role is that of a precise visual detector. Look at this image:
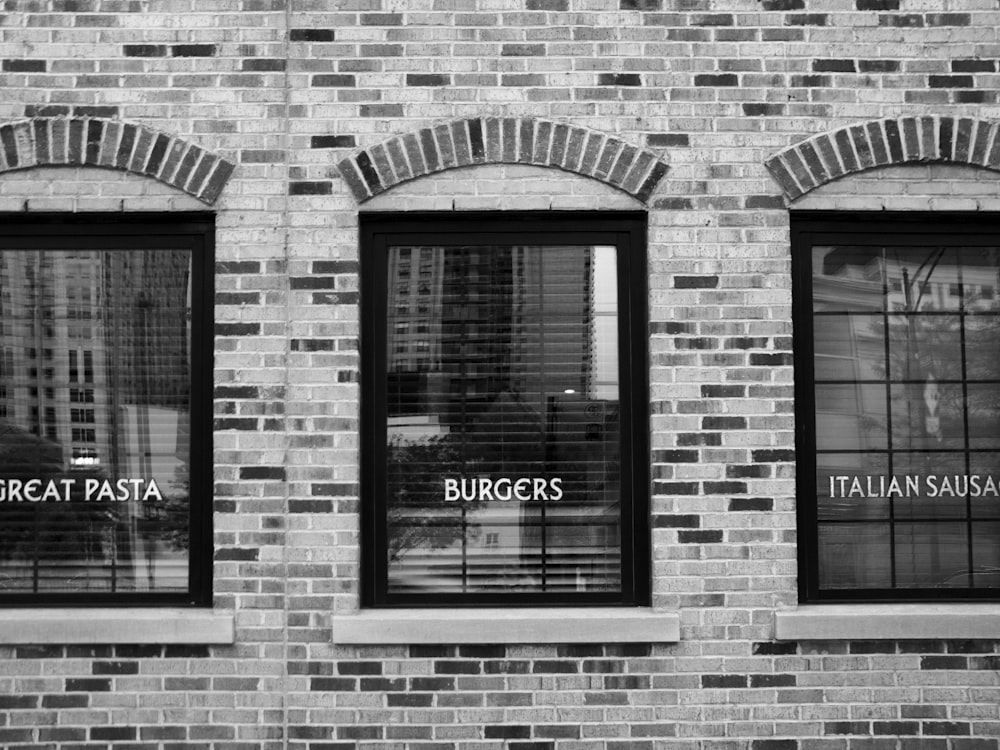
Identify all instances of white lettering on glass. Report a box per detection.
[442,477,564,502]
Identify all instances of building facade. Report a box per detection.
[1,0,1000,747]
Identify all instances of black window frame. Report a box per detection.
[360,211,650,608]
[0,212,214,607]
[793,211,1000,603]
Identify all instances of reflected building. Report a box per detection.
[384,244,622,594]
[0,249,191,593]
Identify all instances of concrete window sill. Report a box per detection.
[0,609,235,645]
[775,604,1000,640]
[333,607,680,645]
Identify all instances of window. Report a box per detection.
[793,213,1000,601]
[361,213,649,607]
[0,214,213,606]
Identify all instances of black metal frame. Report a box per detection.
[360,212,650,607]
[0,213,214,607]
[793,211,1000,603]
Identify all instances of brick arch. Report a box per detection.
[765,116,1000,201]
[337,117,669,204]
[0,117,235,204]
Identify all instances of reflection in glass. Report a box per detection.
[817,523,892,589]
[384,245,621,595]
[811,242,1000,591]
[0,249,190,594]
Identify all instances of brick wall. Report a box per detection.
[2,0,1000,748]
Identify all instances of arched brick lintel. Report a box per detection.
[765,116,1000,201]
[337,117,669,205]
[0,117,236,205]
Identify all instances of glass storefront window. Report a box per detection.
[794,214,1000,600]
[0,216,212,605]
[361,213,649,607]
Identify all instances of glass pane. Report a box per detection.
[894,522,968,588]
[885,314,963,382]
[817,523,892,589]
[969,453,1000,519]
[817,452,890,521]
[0,249,191,594]
[812,246,885,312]
[884,247,962,313]
[967,384,1000,449]
[890,383,964,450]
[959,247,1000,313]
[814,384,887,451]
[971,522,1000,588]
[890,452,968,520]
[964,315,1000,380]
[384,245,622,595]
[812,314,885,381]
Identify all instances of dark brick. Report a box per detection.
[752,449,795,462]
[312,75,356,87]
[680,530,723,543]
[171,44,216,56]
[289,499,333,513]
[751,674,797,688]
[527,0,568,9]
[411,677,455,690]
[674,275,718,289]
[677,432,721,447]
[215,322,260,336]
[703,416,746,429]
[752,742,798,750]
[598,73,642,86]
[290,28,335,41]
[743,103,785,116]
[123,44,167,56]
[435,661,481,674]
[856,0,898,7]
[311,135,355,149]
[702,674,747,688]
[922,722,971,735]
[215,417,258,430]
[66,678,111,691]
[215,547,258,561]
[750,353,792,366]
[762,0,804,8]
[337,661,381,675]
[727,464,770,479]
[953,59,996,73]
[695,74,738,86]
[824,722,870,735]
[406,73,450,86]
[730,497,774,511]
[873,722,918,735]
[812,59,856,72]
[788,13,827,25]
[754,641,798,655]
[654,481,700,495]
[486,726,532,739]
[242,58,285,71]
[3,59,46,72]
[647,133,689,147]
[930,75,974,88]
[240,466,286,480]
[42,694,89,708]
[859,59,900,72]
[91,727,137,741]
[921,655,968,669]
[0,695,37,708]
[927,14,970,26]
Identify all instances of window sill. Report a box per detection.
[0,609,235,645]
[775,603,1000,640]
[333,607,679,645]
